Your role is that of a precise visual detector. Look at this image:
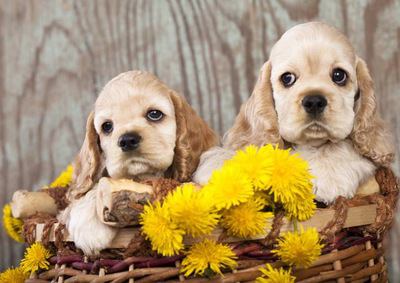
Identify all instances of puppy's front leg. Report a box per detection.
[58,189,117,255]
[297,142,376,204]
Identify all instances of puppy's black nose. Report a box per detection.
[118,133,141,152]
[302,95,327,115]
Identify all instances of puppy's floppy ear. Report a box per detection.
[350,57,394,166]
[224,61,281,149]
[69,111,105,200]
[167,92,218,182]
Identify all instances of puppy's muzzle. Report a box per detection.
[118,133,142,152]
[302,95,327,116]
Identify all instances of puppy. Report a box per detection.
[194,22,394,204]
[59,71,217,255]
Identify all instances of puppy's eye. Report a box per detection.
[146,110,164,122]
[101,121,113,134]
[332,68,347,85]
[280,72,296,87]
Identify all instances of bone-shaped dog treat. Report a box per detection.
[11,190,58,218]
[96,177,154,227]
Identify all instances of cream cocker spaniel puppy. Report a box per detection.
[194,22,394,205]
[59,71,217,255]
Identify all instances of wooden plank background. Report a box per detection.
[0,0,399,279]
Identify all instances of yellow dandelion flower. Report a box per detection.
[283,191,316,221]
[227,145,274,189]
[263,147,313,201]
[181,239,237,277]
[0,267,27,283]
[163,183,219,237]
[2,204,24,243]
[253,191,274,207]
[259,146,315,220]
[221,197,274,238]
[140,201,184,256]
[202,165,254,210]
[20,242,52,274]
[256,264,295,283]
[273,227,322,268]
[49,164,73,188]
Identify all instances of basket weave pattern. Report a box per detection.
[24,168,398,283]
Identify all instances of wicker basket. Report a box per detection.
[23,168,398,283]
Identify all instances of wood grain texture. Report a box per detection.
[0,0,399,279]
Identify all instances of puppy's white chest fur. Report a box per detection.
[294,140,376,204]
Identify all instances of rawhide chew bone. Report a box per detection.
[11,190,58,218]
[96,177,153,227]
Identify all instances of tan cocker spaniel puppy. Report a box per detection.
[60,71,217,255]
[194,22,394,204]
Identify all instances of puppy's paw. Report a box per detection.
[312,166,377,205]
[313,173,376,205]
[58,190,117,255]
[72,216,117,255]
[296,141,376,205]
[312,174,359,205]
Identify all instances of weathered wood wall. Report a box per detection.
[1,0,399,278]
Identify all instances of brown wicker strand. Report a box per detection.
[293,264,333,281]
[341,247,383,267]
[62,267,173,283]
[365,194,390,234]
[236,260,264,270]
[261,210,285,246]
[129,264,135,283]
[296,262,364,283]
[53,222,69,256]
[58,263,66,283]
[368,167,400,233]
[331,249,345,283]
[294,246,383,281]
[320,196,348,242]
[377,235,387,281]
[375,167,399,196]
[23,221,37,245]
[23,213,57,245]
[310,245,364,267]
[39,267,82,280]
[170,264,267,283]
[40,218,57,247]
[350,262,384,281]
[136,269,180,283]
[175,260,185,282]
[25,279,51,283]
[365,239,378,281]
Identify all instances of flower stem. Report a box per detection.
[293,219,298,232]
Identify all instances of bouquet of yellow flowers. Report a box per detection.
[141,144,322,281]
